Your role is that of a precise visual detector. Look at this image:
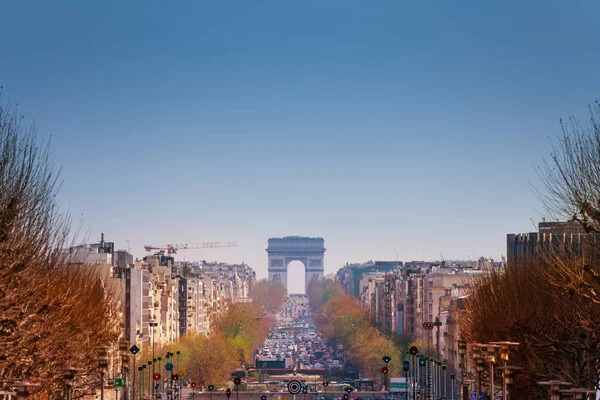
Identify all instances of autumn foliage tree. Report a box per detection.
[156,281,280,386]
[0,98,120,396]
[250,279,286,313]
[308,279,402,379]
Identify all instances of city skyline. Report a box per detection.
[2,1,600,292]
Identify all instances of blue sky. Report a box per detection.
[1,0,599,293]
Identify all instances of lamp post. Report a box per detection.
[558,388,596,399]
[95,346,109,400]
[157,357,162,396]
[489,342,519,400]
[442,365,447,399]
[12,381,40,400]
[484,345,498,400]
[139,366,144,400]
[537,380,572,400]
[457,340,467,400]
[147,361,153,399]
[63,367,78,400]
[177,351,181,400]
[119,340,131,400]
[150,322,158,397]
[473,357,485,399]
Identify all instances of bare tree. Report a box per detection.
[537,100,600,234]
[462,257,600,393]
[0,97,120,397]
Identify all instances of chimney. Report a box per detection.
[100,233,105,248]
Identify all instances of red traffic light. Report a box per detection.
[153,373,161,381]
[191,382,197,388]
[381,366,389,375]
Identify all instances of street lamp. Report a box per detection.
[483,344,499,400]
[457,340,467,400]
[119,340,131,400]
[140,365,146,400]
[147,361,153,398]
[63,367,78,400]
[558,388,597,400]
[489,342,519,400]
[441,365,447,399]
[150,321,158,397]
[157,356,162,396]
[12,381,40,400]
[537,380,572,400]
[95,346,109,400]
[176,351,181,400]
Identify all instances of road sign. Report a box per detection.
[343,395,348,400]
[233,377,241,386]
[226,388,231,398]
[390,378,409,391]
[208,385,215,391]
[302,387,308,394]
[403,361,410,371]
[288,380,302,394]
[130,345,140,355]
[344,387,353,394]
[469,393,478,400]
[114,378,124,387]
[153,373,161,381]
[423,322,434,330]
[419,358,426,367]
[191,382,197,388]
[381,367,389,375]
[171,374,179,381]
[180,371,186,378]
[382,355,392,364]
[261,396,267,400]
[409,346,419,355]
[322,381,329,387]
[165,362,174,371]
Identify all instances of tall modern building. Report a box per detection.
[507,219,597,265]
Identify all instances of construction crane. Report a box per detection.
[144,242,238,255]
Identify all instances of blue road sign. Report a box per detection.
[129,345,140,355]
[165,362,174,371]
[469,393,478,400]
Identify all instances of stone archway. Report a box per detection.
[266,236,325,293]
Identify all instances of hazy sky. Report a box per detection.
[1,1,599,293]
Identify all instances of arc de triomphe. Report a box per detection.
[266,236,325,292]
